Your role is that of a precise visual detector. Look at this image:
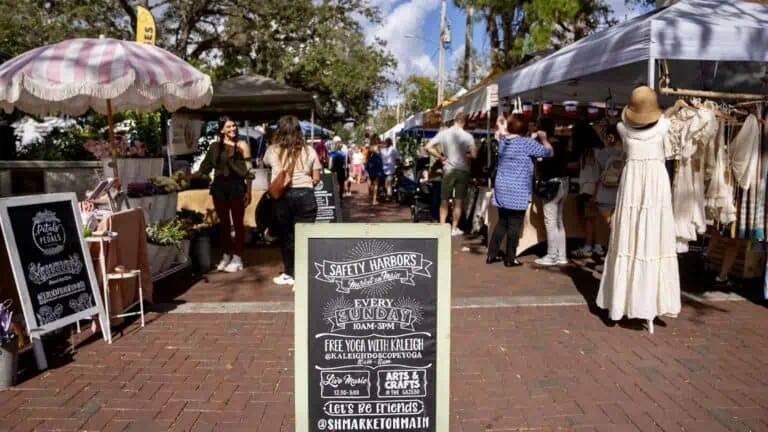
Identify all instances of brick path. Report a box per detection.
[3,300,768,431]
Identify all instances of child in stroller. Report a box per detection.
[410,157,436,222]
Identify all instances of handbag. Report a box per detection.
[534,178,561,201]
[267,154,297,199]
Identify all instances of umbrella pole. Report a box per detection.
[107,99,120,191]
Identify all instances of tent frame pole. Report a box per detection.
[648,57,656,90]
[311,111,315,143]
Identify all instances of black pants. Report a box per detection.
[487,208,526,261]
[273,188,318,277]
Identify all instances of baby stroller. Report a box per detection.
[410,157,434,222]
[395,157,419,205]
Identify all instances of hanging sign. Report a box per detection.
[0,193,107,370]
[295,224,451,432]
[315,173,343,223]
[136,6,156,45]
[167,113,202,156]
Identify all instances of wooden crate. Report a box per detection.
[705,235,766,280]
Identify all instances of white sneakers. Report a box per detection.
[535,255,569,267]
[451,228,464,237]
[216,254,232,272]
[215,254,244,273]
[223,255,243,273]
[273,273,295,286]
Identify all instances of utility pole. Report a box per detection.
[437,0,448,105]
[464,7,473,88]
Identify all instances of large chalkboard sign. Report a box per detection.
[0,193,107,370]
[295,224,451,432]
[315,173,343,223]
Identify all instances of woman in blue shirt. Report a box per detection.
[488,114,553,267]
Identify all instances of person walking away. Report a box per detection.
[366,141,385,206]
[592,125,623,271]
[423,113,478,236]
[188,117,252,273]
[535,118,571,267]
[380,138,401,201]
[488,113,553,266]
[264,116,322,287]
[571,123,603,259]
[329,142,348,199]
[597,86,680,329]
[351,145,365,184]
[314,138,329,172]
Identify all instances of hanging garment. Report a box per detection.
[597,117,681,321]
[756,106,768,241]
[664,107,718,252]
[730,114,761,190]
[705,123,737,225]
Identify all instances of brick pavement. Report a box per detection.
[3,300,768,431]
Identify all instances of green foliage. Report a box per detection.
[396,136,423,162]
[123,112,163,157]
[146,219,188,248]
[455,0,615,69]
[400,76,438,115]
[16,124,95,161]
[1,0,396,127]
[371,110,399,136]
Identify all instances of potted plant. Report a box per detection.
[177,209,211,272]
[0,300,18,390]
[145,218,188,275]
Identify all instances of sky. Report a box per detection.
[364,0,653,104]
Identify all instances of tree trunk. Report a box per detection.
[486,11,500,69]
[463,7,472,88]
[501,11,513,68]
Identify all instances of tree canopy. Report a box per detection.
[0,0,397,125]
[454,0,615,69]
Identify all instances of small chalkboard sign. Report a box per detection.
[0,193,107,370]
[314,173,343,223]
[295,224,451,432]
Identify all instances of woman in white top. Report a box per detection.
[263,116,322,286]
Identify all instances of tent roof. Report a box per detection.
[441,82,498,123]
[182,74,319,121]
[498,0,768,104]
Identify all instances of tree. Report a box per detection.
[453,0,615,70]
[400,76,438,115]
[0,0,397,125]
[371,109,399,136]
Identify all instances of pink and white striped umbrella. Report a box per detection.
[0,38,213,116]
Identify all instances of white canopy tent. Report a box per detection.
[382,121,404,143]
[498,0,768,104]
[441,83,498,124]
[403,112,424,131]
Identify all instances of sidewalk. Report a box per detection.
[2,300,768,431]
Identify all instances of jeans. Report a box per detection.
[273,188,318,277]
[213,196,246,257]
[543,177,569,259]
[488,208,526,261]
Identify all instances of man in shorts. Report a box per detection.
[424,112,477,236]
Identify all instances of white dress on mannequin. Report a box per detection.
[597,117,681,321]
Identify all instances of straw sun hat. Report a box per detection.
[622,86,662,128]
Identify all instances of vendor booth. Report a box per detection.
[492,0,768,284]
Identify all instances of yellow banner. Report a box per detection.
[136,6,156,45]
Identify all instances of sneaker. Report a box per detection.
[571,246,593,258]
[556,257,569,266]
[535,255,559,267]
[451,228,464,237]
[216,254,232,272]
[273,273,295,285]
[223,255,243,273]
[593,245,606,257]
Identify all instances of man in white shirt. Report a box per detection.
[423,113,477,236]
[380,138,401,201]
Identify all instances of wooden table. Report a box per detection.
[177,189,266,228]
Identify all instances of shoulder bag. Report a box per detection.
[267,153,298,200]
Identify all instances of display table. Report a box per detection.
[91,208,153,325]
[487,192,611,256]
[177,189,266,228]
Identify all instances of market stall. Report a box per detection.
[0,37,214,346]
[492,0,768,265]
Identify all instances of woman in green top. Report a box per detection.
[189,117,253,273]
